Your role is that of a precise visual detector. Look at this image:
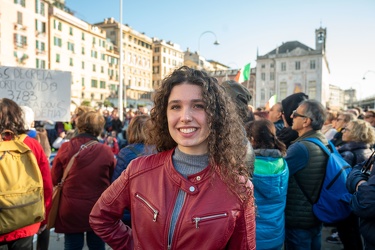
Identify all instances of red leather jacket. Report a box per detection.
[90,149,256,250]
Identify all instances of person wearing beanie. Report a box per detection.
[221,80,255,177]
[278,92,309,148]
[21,106,37,138]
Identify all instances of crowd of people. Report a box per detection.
[1,65,375,250]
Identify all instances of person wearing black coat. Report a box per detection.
[277,92,308,148]
[347,155,375,250]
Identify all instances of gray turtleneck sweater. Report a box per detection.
[168,147,209,245]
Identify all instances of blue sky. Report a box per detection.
[66,0,375,99]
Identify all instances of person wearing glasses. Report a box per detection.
[278,93,309,148]
[331,112,357,148]
[283,99,328,250]
[332,119,375,250]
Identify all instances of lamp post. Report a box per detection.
[198,31,220,70]
[118,0,124,121]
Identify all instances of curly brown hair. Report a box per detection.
[0,98,26,136]
[148,66,250,200]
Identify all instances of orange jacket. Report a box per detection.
[90,149,256,250]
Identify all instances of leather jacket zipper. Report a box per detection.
[135,193,159,222]
[192,213,228,228]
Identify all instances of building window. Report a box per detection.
[261,64,265,69]
[67,42,75,53]
[36,40,45,52]
[81,61,85,69]
[279,82,287,100]
[93,64,96,72]
[56,54,60,63]
[101,66,104,73]
[69,58,73,66]
[270,72,275,81]
[281,62,286,71]
[91,79,98,88]
[69,27,73,35]
[35,0,45,15]
[308,81,316,99]
[261,72,266,81]
[82,32,85,40]
[270,63,274,68]
[14,34,27,47]
[82,77,85,87]
[14,0,25,7]
[35,20,46,33]
[154,47,160,53]
[295,61,301,70]
[310,60,316,69]
[100,81,106,89]
[36,59,45,69]
[53,37,62,47]
[82,47,85,55]
[17,11,23,25]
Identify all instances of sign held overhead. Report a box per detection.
[0,66,72,122]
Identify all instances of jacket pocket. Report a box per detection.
[135,193,159,222]
[192,212,228,228]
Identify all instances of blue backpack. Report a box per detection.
[300,138,352,223]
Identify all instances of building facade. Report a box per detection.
[96,17,154,109]
[255,27,330,108]
[0,0,49,68]
[152,38,184,90]
[49,5,109,107]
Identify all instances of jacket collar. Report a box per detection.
[164,148,213,195]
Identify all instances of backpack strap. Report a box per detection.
[294,138,329,205]
[303,137,335,155]
[59,140,98,185]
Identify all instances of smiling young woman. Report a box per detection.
[90,66,256,250]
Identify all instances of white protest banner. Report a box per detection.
[0,66,71,121]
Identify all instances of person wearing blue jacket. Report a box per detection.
[111,114,156,227]
[246,119,289,250]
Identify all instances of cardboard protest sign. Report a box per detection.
[0,66,71,121]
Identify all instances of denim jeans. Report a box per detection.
[285,224,322,250]
[64,231,105,250]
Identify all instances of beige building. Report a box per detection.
[184,48,217,71]
[49,4,109,107]
[96,18,154,109]
[0,0,49,68]
[256,27,330,108]
[152,38,184,89]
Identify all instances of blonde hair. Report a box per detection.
[346,120,375,144]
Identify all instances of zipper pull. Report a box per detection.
[153,211,158,222]
[193,217,201,228]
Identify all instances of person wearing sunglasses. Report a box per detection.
[284,99,328,250]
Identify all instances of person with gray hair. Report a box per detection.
[284,99,329,249]
[331,112,357,147]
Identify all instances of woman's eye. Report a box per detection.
[194,104,205,109]
[170,105,180,110]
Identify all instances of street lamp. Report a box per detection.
[198,31,220,70]
[363,70,375,80]
[118,0,124,121]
